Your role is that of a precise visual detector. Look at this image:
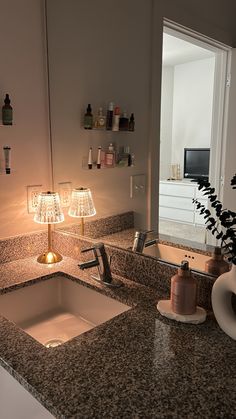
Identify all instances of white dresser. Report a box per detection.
[159,180,208,226]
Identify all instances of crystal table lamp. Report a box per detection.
[68,188,96,235]
[34,191,64,264]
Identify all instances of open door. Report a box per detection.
[221,48,236,213]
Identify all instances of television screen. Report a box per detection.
[184,148,210,180]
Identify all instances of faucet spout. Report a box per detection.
[132,231,157,253]
[78,242,123,288]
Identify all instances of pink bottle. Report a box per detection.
[171,260,197,315]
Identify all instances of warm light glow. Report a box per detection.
[34,191,64,224]
[68,188,96,218]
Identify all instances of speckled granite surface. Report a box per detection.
[58,211,134,238]
[53,231,215,311]
[0,256,236,418]
[0,231,47,264]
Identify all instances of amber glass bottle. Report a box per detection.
[2,94,13,125]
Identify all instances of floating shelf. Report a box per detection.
[82,163,134,170]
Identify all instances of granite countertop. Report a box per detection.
[0,256,236,418]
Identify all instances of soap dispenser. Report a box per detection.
[205,246,230,276]
[171,260,197,315]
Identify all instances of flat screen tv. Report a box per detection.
[184,148,210,180]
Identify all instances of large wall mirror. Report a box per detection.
[46,0,231,276]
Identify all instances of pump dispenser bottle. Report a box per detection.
[171,260,197,315]
[205,247,229,276]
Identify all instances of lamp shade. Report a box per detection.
[68,188,96,218]
[34,191,64,224]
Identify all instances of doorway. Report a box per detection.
[158,22,230,246]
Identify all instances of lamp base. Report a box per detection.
[37,250,63,264]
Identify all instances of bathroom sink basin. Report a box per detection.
[144,242,210,272]
[0,276,130,347]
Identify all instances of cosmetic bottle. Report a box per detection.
[97,146,102,169]
[94,107,106,129]
[84,104,93,129]
[171,260,197,315]
[128,113,135,131]
[2,94,13,125]
[105,143,116,167]
[112,106,120,131]
[3,146,11,174]
[88,147,93,169]
[119,111,129,131]
[106,102,114,130]
[205,247,230,276]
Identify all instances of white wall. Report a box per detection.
[0,0,50,239]
[47,0,151,228]
[160,66,174,180]
[171,57,215,174]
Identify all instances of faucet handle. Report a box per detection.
[81,246,95,254]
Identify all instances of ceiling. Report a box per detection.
[163,33,215,66]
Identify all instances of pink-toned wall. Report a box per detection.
[0,0,51,239]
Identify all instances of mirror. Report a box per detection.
[46,0,224,276]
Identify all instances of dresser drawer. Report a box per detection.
[159,182,195,198]
[159,207,194,223]
[159,195,194,211]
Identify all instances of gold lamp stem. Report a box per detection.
[37,223,62,264]
[48,224,52,251]
[81,217,84,236]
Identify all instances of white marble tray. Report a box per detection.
[157,299,206,324]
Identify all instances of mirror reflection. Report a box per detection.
[46,1,229,276]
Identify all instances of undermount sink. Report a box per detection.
[143,242,210,272]
[0,276,130,347]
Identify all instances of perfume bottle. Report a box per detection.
[84,104,93,129]
[94,107,106,129]
[105,143,116,167]
[2,94,13,125]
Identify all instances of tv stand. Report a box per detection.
[159,180,208,225]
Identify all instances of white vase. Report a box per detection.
[211,263,236,340]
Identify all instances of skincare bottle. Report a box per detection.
[106,102,114,130]
[205,247,230,276]
[3,146,11,174]
[2,94,13,125]
[84,104,93,129]
[88,147,93,169]
[105,143,116,167]
[128,113,135,131]
[97,146,102,169]
[119,111,129,131]
[94,107,106,129]
[112,106,120,131]
[171,260,197,315]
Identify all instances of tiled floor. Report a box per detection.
[159,219,206,244]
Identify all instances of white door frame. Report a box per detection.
[149,17,232,245]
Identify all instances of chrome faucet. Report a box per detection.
[78,242,123,288]
[132,230,157,253]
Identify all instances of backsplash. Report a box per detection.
[0,231,47,264]
[58,211,134,238]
